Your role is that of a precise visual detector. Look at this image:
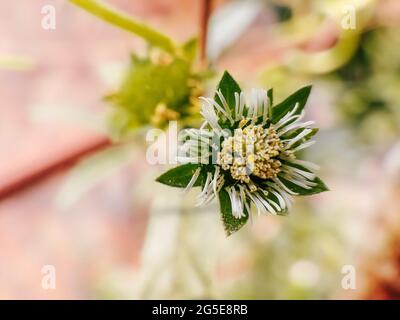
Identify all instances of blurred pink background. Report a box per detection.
[0,0,199,299]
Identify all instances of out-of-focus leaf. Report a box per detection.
[271,3,292,22]
[56,143,137,209]
[284,32,360,74]
[182,37,198,62]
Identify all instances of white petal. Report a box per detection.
[183,167,201,193]
[274,103,299,129]
[278,121,315,137]
[227,186,245,218]
[254,192,276,214]
[285,128,312,149]
[270,189,286,210]
[290,159,320,171]
[272,177,299,195]
[280,173,314,189]
[291,140,316,153]
[282,165,316,180]
[216,90,233,120]
[234,92,240,121]
[238,92,246,119]
[212,166,220,195]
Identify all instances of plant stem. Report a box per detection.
[199,0,212,68]
[0,137,110,200]
[69,0,179,54]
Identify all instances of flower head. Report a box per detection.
[218,124,282,183]
[157,71,328,235]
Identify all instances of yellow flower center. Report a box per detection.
[218,123,282,186]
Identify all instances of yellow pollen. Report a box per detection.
[218,123,283,185]
[239,118,249,128]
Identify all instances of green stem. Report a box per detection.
[69,0,179,55]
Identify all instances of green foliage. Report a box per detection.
[267,88,274,107]
[271,85,312,123]
[277,161,329,196]
[214,71,241,115]
[218,188,248,236]
[271,3,292,22]
[279,176,329,196]
[156,163,204,188]
[334,28,400,143]
[181,37,198,62]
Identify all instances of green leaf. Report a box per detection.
[267,88,273,106]
[214,71,241,113]
[271,85,312,123]
[218,188,249,236]
[156,163,203,188]
[69,0,178,54]
[278,175,329,196]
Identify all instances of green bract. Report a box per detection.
[107,53,200,138]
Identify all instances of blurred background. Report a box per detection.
[1,0,400,299]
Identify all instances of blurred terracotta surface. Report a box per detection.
[0,0,197,299]
[0,165,148,299]
[0,0,199,196]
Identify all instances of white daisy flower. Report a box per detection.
[157,71,328,235]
